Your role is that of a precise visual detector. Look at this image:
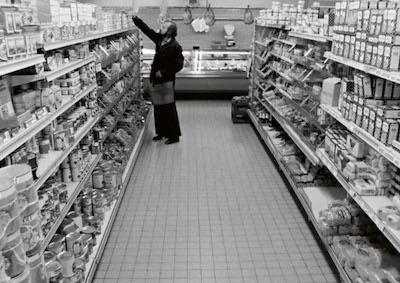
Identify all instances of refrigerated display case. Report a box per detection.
[141,49,250,95]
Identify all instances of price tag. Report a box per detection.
[394,159,400,167]
[385,152,394,162]
[96,63,102,72]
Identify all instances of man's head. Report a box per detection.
[160,20,177,38]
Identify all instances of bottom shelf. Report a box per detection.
[247,109,351,283]
[84,108,153,283]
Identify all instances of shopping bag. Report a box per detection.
[148,81,175,105]
[244,5,254,24]
[183,6,193,25]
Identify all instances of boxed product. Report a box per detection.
[346,134,367,158]
[0,78,17,130]
[321,77,341,106]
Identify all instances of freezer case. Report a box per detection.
[141,49,250,95]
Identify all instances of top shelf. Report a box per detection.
[255,23,290,30]
[289,31,332,43]
[0,55,45,77]
[42,28,135,51]
[324,52,400,84]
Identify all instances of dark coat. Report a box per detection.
[132,16,184,85]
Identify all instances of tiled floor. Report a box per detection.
[94,100,339,283]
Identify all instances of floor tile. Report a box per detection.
[93,101,339,283]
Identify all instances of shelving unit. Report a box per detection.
[98,61,139,95]
[42,28,134,51]
[0,55,45,76]
[325,52,400,84]
[0,83,97,161]
[317,149,400,254]
[321,104,400,168]
[253,95,320,165]
[288,31,331,43]
[11,56,96,86]
[248,109,351,283]
[41,153,102,252]
[270,51,294,65]
[85,109,153,283]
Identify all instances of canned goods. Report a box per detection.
[47,242,65,255]
[0,178,17,238]
[71,168,80,182]
[67,212,82,229]
[29,253,48,283]
[2,233,27,278]
[92,170,103,189]
[73,197,82,213]
[46,261,63,283]
[66,232,83,257]
[39,139,50,154]
[57,251,74,277]
[81,225,96,249]
[43,251,56,264]
[103,169,118,189]
[62,168,72,183]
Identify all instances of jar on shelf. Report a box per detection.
[2,232,27,279]
[28,253,48,283]
[0,177,18,238]
[46,261,63,283]
[57,251,74,277]
[66,232,83,258]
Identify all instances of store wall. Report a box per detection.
[81,0,291,9]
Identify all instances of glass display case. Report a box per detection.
[141,49,250,94]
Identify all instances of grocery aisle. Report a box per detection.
[93,100,339,283]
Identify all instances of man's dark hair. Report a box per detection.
[165,20,177,38]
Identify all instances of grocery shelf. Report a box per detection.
[248,109,352,283]
[85,109,153,283]
[268,80,324,131]
[100,82,136,121]
[0,55,45,77]
[41,154,102,253]
[324,52,400,84]
[271,37,295,46]
[256,23,290,30]
[101,45,138,68]
[269,66,293,82]
[256,69,267,79]
[288,31,331,43]
[317,149,400,254]
[97,61,138,95]
[11,56,96,86]
[271,52,294,64]
[254,40,271,48]
[253,95,320,165]
[0,83,97,161]
[254,54,267,63]
[41,95,144,253]
[33,116,100,194]
[254,80,267,92]
[42,28,134,51]
[321,104,400,168]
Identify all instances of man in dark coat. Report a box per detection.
[132,15,184,144]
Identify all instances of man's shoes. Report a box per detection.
[165,137,179,144]
[152,135,163,141]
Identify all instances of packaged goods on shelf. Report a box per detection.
[0,164,48,282]
[332,1,400,72]
[256,0,333,37]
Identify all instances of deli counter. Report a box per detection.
[141,49,250,95]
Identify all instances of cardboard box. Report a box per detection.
[346,134,367,158]
[381,120,399,145]
[393,83,400,99]
[384,80,394,99]
[390,45,400,71]
[0,79,17,130]
[374,116,383,140]
[373,78,384,99]
[362,75,373,98]
[362,106,370,131]
[377,106,400,119]
[368,109,376,135]
[321,77,341,106]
